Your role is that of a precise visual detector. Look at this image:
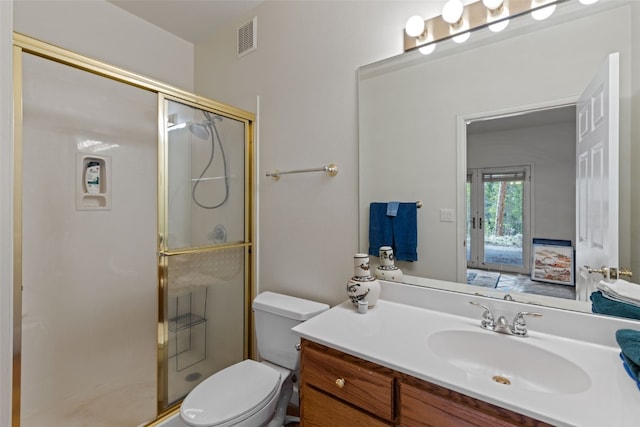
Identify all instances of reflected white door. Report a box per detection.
[575,52,619,301]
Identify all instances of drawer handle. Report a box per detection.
[335,378,346,389]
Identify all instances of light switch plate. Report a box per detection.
[440,208,455,222]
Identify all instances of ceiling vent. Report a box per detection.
[237,17,257,58]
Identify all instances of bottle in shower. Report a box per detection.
[85,161,101,194]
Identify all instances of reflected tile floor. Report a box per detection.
[495,271,576,300]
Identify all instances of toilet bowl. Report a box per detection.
[180,292,329,427]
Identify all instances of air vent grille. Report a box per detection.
[237,17,257,58]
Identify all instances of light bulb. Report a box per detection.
[419,43,436,55]
[442,0,464,24]
[405,15,426,38]
[452,31,471,43]
[482,0,503,10]
[531,1,556,21]
[489,19,509,32]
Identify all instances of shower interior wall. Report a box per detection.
[166,104,246,249]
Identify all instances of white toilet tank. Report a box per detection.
[252,292,329,370]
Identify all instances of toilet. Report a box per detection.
[180,292,329,427]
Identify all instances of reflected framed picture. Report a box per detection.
[531,239,574,286]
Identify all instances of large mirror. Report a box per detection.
[358,0,639,314]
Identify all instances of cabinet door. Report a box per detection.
[302,385,393,427]
[400,381,551,427]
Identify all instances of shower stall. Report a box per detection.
[13,34,254,426]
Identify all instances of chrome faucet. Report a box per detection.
[469,301,542,337]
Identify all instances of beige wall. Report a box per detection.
[13,0,195,91]
[194,1,440,306]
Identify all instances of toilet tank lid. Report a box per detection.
[252,292,329,321]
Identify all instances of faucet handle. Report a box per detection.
[512,311,543,336]
[469,301,495,330]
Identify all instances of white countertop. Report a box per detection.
[292,293,640,426]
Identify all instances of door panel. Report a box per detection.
[575,52,619,301]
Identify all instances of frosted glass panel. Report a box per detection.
[166,248,246,404]
[20,54,158,425]
[166,100,247,250]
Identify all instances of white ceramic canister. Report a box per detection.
[374,246,403,282]
[346,254,381,307]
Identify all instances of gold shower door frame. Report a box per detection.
[12,33,255,426]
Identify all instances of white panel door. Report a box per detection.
[575,53,619,301]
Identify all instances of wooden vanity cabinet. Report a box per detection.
[300,340,551,427]
[300,340,396,426]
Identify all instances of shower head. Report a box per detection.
[189,122,210,140]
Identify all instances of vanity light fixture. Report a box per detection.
[403,0,576,53]
[578,0,598,4]
[442,0,469,43]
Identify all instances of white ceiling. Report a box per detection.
[108,0,263,44]
[467,105,576,134]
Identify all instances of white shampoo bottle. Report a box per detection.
[85,161,101,194]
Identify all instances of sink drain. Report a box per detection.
[492,375,511,385]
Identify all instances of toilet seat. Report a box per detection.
[180,359,281,427]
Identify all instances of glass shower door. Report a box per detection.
[160,98,250,407]
[19,53,158,426]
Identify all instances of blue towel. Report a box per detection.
[590,291,640,320]
[368,202,393,257]
[386,201,400,217]
[393,202,418,262]
[368,202,418,261]
[616,329,640,389]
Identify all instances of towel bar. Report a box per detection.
[266,164,338,181]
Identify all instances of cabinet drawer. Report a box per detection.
[302,384,393,427]
[301,343,394,421]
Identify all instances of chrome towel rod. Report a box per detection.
[266,163,338,181]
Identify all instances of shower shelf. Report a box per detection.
[168,313,206,333]
[168,286,208,371]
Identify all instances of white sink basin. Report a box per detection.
[428,330,591,394]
